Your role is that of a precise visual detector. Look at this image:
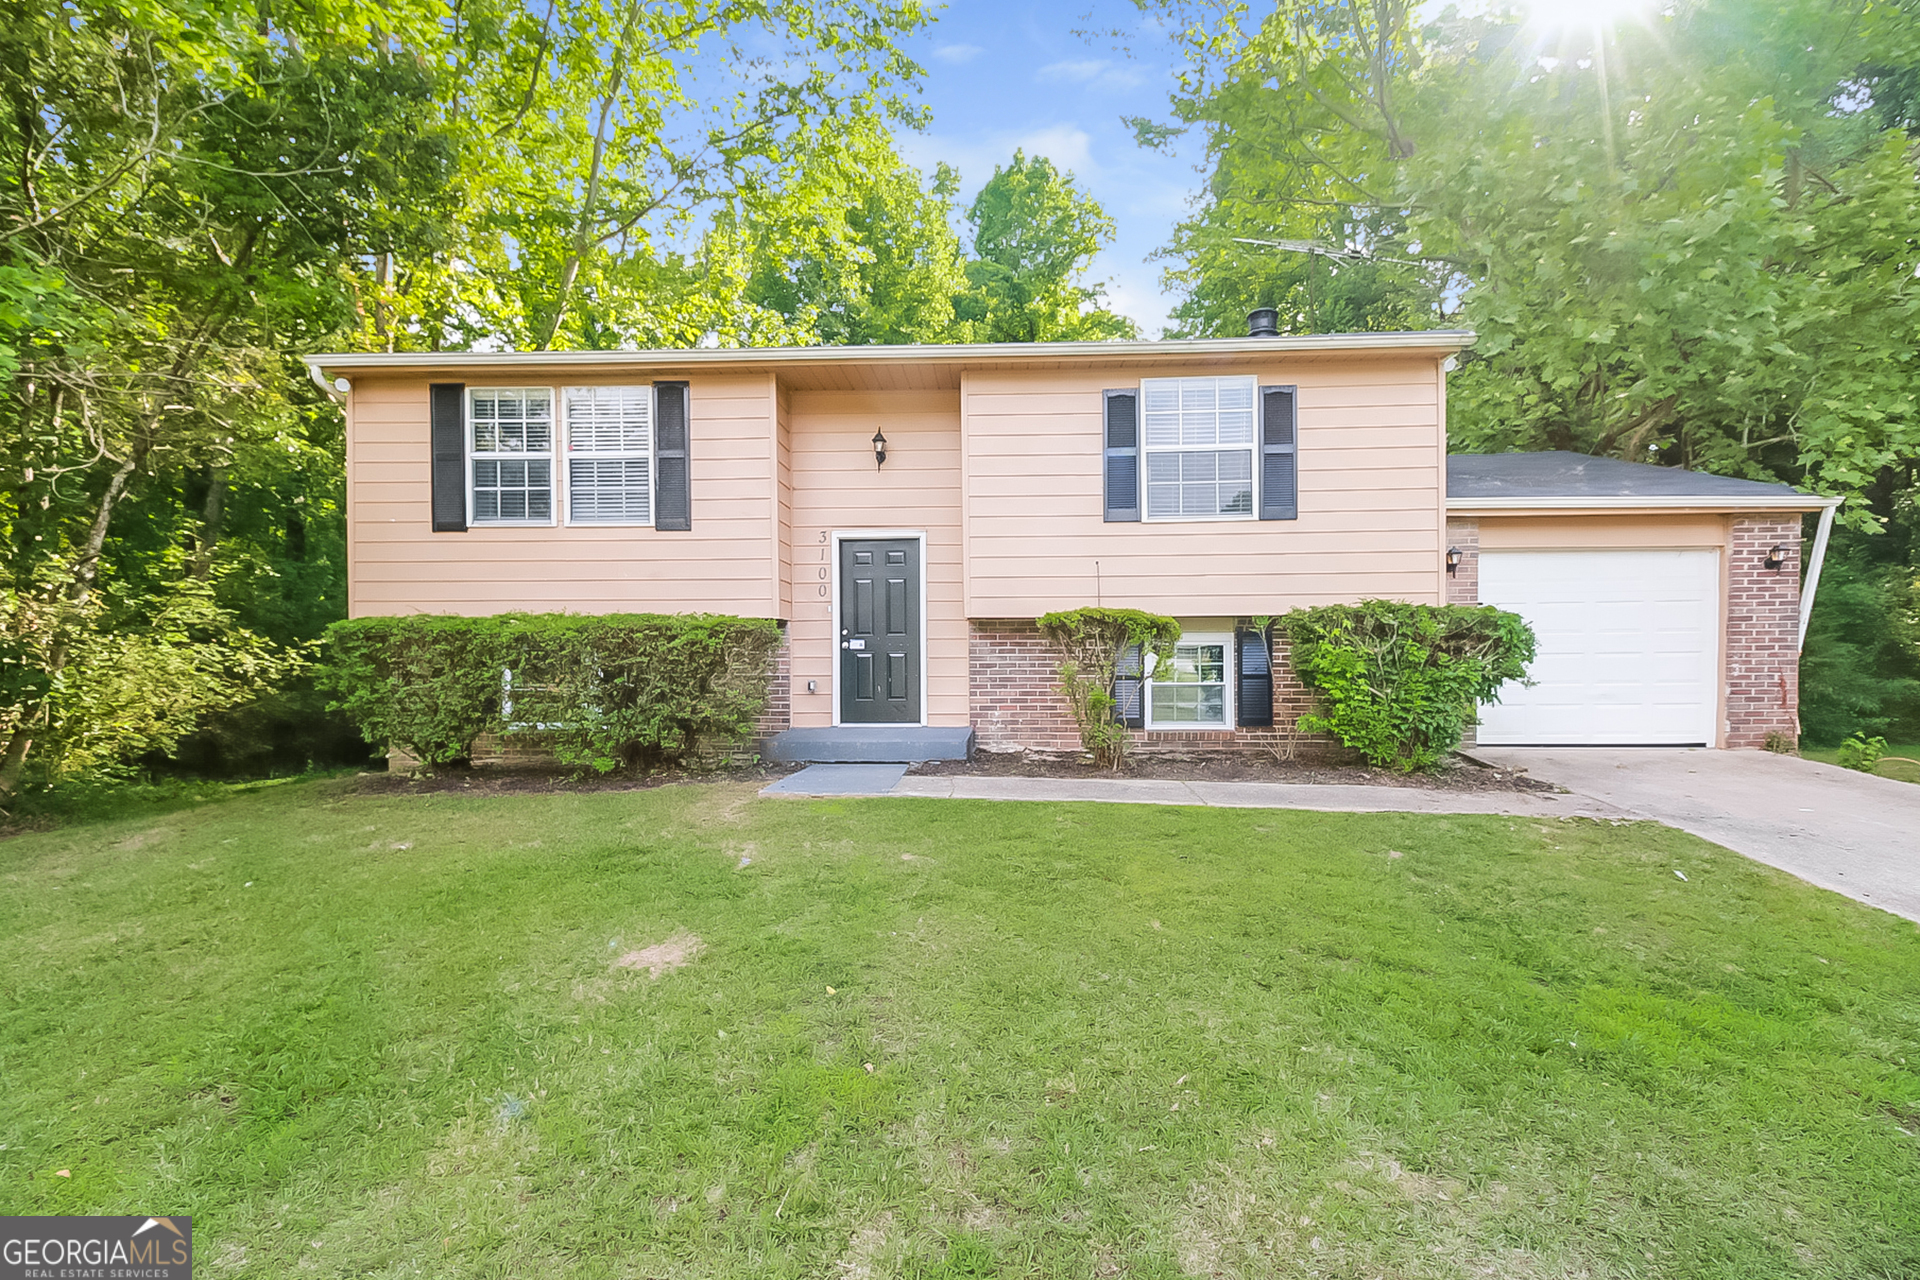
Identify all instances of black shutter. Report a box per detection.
[1113,642,1145,729]
[430,382,467,532]
[1103,389,1140,522]
[654,380,690,531]
[1235,625,1274,727]
[1259,385,1298,521]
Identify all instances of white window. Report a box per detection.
[564,385,652,524]
[469,387,554,524]
[1141,375,1256,520]
[1147,632,1234,728]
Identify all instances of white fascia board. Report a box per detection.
[304,330,1477,376]
[1448,494,1840,513]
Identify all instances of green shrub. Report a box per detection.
[1835,733,1888,773]
[319,613,783,771]
[1036,607,1180,769]
[1279,601,1536,773]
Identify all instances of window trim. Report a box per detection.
[467,385,558,528]
[1139,375,1260,524]
[1144,630,1236,731]
[561,384,656,529]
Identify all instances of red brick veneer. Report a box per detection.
[1445,517,1480,607]
[1725,515,1803,748]
[969,619,1332,755]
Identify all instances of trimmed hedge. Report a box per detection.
[1279,601,1536,772]
[319,613,784,771]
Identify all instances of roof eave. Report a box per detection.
[304,330,1477,375]
[1449,494,1839,514]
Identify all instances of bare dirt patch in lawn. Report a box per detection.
[910,748,1558,793]
[612,931,703,978]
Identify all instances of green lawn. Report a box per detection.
[1801,743,1920,786]
[2,779,1917,1279]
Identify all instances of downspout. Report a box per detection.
[305,358,349,405]
[1797,500,1839,652]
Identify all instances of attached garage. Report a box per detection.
[1447,453,1837,750]
[1476,548,1720,745]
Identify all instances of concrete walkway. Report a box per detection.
[762,766,1626,820]
[1475,748,1920,923]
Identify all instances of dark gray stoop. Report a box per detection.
[766,725,974,764]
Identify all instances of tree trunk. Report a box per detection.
[0,452,139,799]
[189,463,226,580]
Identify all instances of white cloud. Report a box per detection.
[1036,58,1148,92]
[1013,124,1097,178]
[932,43,984,64]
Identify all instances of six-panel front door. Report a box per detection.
[839,538,921,724]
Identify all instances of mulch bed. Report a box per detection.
[351,759,803,797]
[908,748,1561,794]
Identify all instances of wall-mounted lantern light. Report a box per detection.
[1764,544,1790,572]
[872,428,888,469]
[1445,546,1463,575]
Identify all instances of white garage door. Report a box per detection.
[1477,549,1719,746]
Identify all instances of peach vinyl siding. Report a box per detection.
[783,389,967,729]
[346,373,780,618]
[961,358,1448,618]
[1476,513,1729,550]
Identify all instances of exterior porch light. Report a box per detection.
[1446,546,1463,575]
[1764,544,1790,572]
[872,428,888,469]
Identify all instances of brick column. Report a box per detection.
[1725,516,1803,749]
[751,630,792,743]
[1445,517,1479,605]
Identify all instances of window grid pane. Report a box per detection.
[1140,376,1257,519]
[565,386,652,524]
[470,388,554,523]
[1149,641,1228,726]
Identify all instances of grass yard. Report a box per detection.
[2,779,1917,1279]
[1800,743,1920,787]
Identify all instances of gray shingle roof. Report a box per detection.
[1448,451,1805,501]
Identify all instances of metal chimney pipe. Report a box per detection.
[1247,307,1280,337]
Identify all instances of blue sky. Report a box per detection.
[894,2,1204,338]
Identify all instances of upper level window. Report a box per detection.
[470,388,553,524]
[565,386,652,524]
[1141,376,1256,520]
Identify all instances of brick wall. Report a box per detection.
[752,633,792,742]
[969,619,1333,756]
[1445,517,1480,606]
[1725,515,1803,749]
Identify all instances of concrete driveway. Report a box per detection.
[1474,747,1920,923]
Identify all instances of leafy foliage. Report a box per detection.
[1037,608,1181,769]
[0,581,304,793]
[320,614,783,771]
[1798,548,1920,745]
[952,152,1137,343]
[1279,602,1536,772]
[1835,734,1889,773]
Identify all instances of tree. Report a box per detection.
[739,130,971,345]
[0,0,457,795]
[953,151,1137,342]
[1135,0,1920,514]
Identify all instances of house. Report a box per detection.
[304,328,1834,759]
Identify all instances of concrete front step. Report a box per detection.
[766,725,975,764]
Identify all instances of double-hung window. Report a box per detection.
[1141,376,1257,520]
[1146,632,1234,728]
[469,388,554,523]
[564,386,652,524]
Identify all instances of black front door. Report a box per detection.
[839,538,920,724]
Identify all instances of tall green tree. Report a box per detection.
[953,151,1137,342]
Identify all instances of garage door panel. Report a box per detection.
[1478,549,1718,746]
